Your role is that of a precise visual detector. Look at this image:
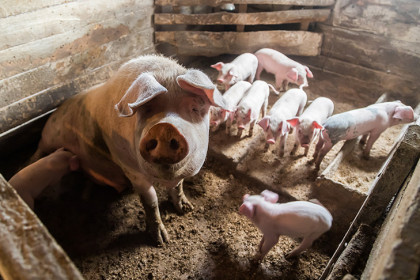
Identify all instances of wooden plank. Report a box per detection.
[0,0,71,18]
[154,9,331,25]
[0,174,84,280]
[320,122,420,280]
[0,3,153,79]
[361,160,420,280]
[0,27,154,108]
[1,0,153,51]
[155,30,322,56]
[300,56,420,104]
[156,0,336,7]
[0,39,155,135]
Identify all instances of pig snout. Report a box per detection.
[140,123,189,165]
[267,138,276,145]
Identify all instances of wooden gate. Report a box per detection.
[154,0,335,56]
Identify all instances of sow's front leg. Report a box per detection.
[168,179,194,214]
[132,178,169,245]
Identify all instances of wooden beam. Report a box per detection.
[155,30,322,56]
[155,0,336,7]
[154,9,331,25]
[0,174,84,280]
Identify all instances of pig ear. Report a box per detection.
[258,117,270,131]
[239,201,255,218]
[211,62,223,71]
[177,69,227,110]
[287,117,300,127]
[287,68,299,82]
[279,120,290,136]
[312,121,324,130]
[393,105,414,120]
[261,190,279,203]
[115,72,168,117]
[304,66,314,78]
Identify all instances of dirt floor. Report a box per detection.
[1,55,414,280]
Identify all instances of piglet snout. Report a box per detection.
[140,123,189,165]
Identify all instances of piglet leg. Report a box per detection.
[168,179,194,214]
[256,234,279,260]
[362,131,381,159]
[286,236,314,258]
[278,134,288,157]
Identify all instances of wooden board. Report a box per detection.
[155,9,331,25]
[156,0,335,7]
[155,30,322,56]
[0,174,83,280]
[0,0,155,134]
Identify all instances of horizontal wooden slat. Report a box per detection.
[1,1,152,51]
[156,0,335,6]
[155,9,331,25]
[0,0,71,18]
[0,174,84,280]
[0,27,153,108]
[155,30,322,56]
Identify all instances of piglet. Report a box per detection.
[287,97,334,156]
[258,88,307,157]
[210,81,252,134]
[239,190,332,260]
[235,80,272,138]
[255,48,313,91]
[313,101,418,170]
[9,148,79,209]
[211,53,258,90]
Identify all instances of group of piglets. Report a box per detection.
[210,49,418,171]
[211,50,417,260]
[210,48,314,139]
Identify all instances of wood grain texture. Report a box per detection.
[155,9,331,25]
[155,0,335,7]
[155,30,322,56]
[0,174,83,280]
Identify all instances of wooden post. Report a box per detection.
[0,174,84,280]
[236,4,247,32]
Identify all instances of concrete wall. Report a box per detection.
[0,0,155,134]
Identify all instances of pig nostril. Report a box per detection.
[170,139,179,150]
[146,139,158,151]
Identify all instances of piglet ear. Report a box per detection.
[312,121,324,130]
[287,68,299,82]
[287,117,300,127]
[115,72,168,117]
[239,201,255,218]
[258,116,270,131]
[261,190,279,203]
[393,105,414,120]
[177,69,227,109]
[279,120,290,136]
[211,62,223,71]
[304,66,314,78]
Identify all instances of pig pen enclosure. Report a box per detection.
[0,1,419,280]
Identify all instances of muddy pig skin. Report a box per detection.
[210,81,252,134]
[33,54,227,245]
[211,53,258,90]
[313,101,418,170]
[258,88,307,157]
[239,190,332,260]
[255,48,313,91]
[9,148,79,210]
[235,80,272,138]
[288,97,334,156]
